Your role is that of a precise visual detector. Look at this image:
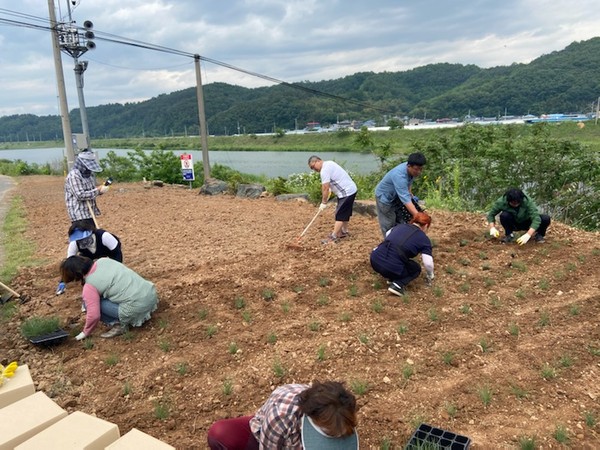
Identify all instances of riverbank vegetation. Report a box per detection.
[1,123,598,230]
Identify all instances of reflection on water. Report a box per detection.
[0,148,381,178]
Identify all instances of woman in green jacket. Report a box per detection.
[486,188,551,244]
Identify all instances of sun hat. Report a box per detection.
[77,151,102,172]
[69,229,92,242]
[301,415,359,450]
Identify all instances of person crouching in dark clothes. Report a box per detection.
[370,212,434,296]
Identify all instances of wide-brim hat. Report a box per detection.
[69,229,92,242]
[77,151,102,172]
[301,415,359,450]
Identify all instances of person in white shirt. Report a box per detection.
[308,156,358,244]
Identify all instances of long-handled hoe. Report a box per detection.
[286,209,322,250]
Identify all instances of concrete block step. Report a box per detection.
[105,428,175,449]
[0,364,35,409]
[16,411,120,450]
[0,391,67,449]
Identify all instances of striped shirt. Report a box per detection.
[250,384,308,449]
[65,168,100,222]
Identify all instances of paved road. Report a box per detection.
[0,175,17,269]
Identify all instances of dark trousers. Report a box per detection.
[370,244,422,287]
[499,212,551,236]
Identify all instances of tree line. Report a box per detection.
[1,38,600,141]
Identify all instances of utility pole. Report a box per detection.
[59,1,95,152]
[194,55,210,180]
[47,0,75,170]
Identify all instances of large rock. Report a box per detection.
[275,193,309,202]
[236,183,265,199]
[199,178,229,196]
[353,200,377,217]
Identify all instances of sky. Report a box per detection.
[1,0,599,117]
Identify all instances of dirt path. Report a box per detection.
[1,175,599,449]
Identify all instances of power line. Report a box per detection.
[0,8,397,115]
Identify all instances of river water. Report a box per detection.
[0,148,380,178]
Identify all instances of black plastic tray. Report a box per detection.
[405,423,471,449]
[29,329,69,346]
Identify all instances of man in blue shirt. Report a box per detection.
[375,152,426,237]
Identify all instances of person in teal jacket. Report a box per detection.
[486,188,551,244]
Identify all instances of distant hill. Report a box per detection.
[2,38,600,139]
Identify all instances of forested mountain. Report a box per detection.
[2,38,600,140]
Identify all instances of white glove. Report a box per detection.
[319,203,328,211]
[75,332,86,341]
[516,234,531,245]
[98,185,110,194]
[489,227,500,238]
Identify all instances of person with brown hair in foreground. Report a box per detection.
[370,212,434,296]
[207,380,359,449]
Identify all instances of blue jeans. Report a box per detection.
[100,298,120,325]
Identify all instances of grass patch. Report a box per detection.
[442,351,455,365]
[153,398,170,420]
[261,289,276,301]
[158,338,171,352]
[122,381,132,396]
[175,362,188,375]
[397,322,408,334]
[206,324,218,338]
[0,302,17,322]
[20,316,61,339]
[510,384,529,399]
[517,435,537,450]
[371,298,384,313]
[317,344,326,362]
[316,294,329,306]
[508,322,520,336]
[477,384,493,406]
[222,379,234,396]
[0,196,38,283]
[552,424,569,444]
[272,358,286,378]
[234,296,246,309]
[350,379,369,395]
[541,363,556,380]
[105,353,119,366]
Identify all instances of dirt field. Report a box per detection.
[2,175,599,449]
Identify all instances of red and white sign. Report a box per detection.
[180,154,195,181]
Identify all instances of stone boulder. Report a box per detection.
[236,183,265,199]
[199,178,229,196]
[275,193,309,202]
[353,200,377,217]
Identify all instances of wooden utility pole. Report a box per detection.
[47,0,75,170]
[194,54,210,180]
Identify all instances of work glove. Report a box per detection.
[319,203,328,211]
[56,281,66,295]
[425,273,434,286]
[98,185,110,194]
[75,332,86,341]
[489,226,500,238]
[516,234,531,245]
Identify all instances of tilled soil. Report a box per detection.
[1,175,599,449]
